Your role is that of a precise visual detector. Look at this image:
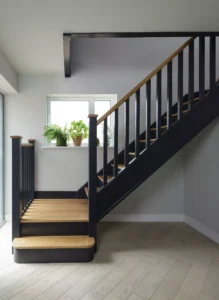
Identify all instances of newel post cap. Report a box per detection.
[10,136,22,139]
[88,114,98,118]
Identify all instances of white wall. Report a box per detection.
[105,153,184,221]
[183,118,219,234]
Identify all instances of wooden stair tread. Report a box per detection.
[84,187,100,196]
[111,164,125,169]
[183,96,199,105]
[98,175,113,182]
[139,138,156,143]
[20,199,88,223]
[151,125,167,131]
[13,236,95,250]
[165,109,188,118]
[129,152,136,156]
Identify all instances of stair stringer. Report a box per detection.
[97,87,219,221]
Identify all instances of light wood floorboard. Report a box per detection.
[1,222,219,300]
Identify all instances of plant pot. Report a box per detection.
[73,135,82,147]
[56,136,67,146]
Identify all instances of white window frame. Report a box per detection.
[47,94,117,145]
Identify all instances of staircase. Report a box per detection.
[11,36,219,263]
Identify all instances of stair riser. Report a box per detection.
[14,248,95,263]
[21,222,88,236]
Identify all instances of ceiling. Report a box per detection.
[0,0,218,75]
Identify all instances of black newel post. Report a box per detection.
[11,136,22,242]
[88,114,98,244]
[28,139,35,201]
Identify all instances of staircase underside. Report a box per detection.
[14,199,95,263]
[95,86,219,220]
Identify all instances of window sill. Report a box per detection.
[42,145,118,149]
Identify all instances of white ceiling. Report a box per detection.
[0,0,218,75]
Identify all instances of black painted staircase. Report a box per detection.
[11,36,219,263]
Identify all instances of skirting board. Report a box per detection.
[184,215,219,244]
[102,214,184,222]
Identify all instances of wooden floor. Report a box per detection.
[1,222,219,300]
[21,199,88,223]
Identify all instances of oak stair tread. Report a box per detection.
[98,175,113,182]
[165,109,188,118]
[129,152,136,156]
[84,187,100,197]
[183,96,199,105]
[13,235,95,249]
[111,164,125,169]
[139,138,156,143]
[151,125,167,131]
[20,199,88,223]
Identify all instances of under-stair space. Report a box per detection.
[10,35,219,263]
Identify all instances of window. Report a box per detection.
[47,94,117,145]
[0,93,4,227]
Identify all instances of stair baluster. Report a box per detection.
[124,99,129,167]
[199,36,205,101]
[178,51,183,120]
[156,70,162,138]
[146,80,151,148]
[210,36,216,92]
[103,118,108,186]
[88,114,98,242]
[22,146,26,211]
[188,41,194,111]
[28,139,35,201]
[135,90,140,157]
[167,62,172,130]
[11,136,22,243]
[113,109,119,176]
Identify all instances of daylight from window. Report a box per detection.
[48,95,115,145]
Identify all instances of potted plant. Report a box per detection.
[102,124,113,146]
[69,120,89,147]
[43,124,70,146]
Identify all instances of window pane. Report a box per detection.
[95,101,111,145]
[50,100,89,144]
[0,94,4,225]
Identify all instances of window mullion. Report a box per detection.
[90,98,95,114]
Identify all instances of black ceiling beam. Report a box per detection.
[64,32,219,39]
[63,32,219,77]
[63,35,71,78]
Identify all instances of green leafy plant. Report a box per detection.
[69,120,89,146]
[102,124,113,146]
[43,124,70,146]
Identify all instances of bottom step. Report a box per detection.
[13,236,95,263]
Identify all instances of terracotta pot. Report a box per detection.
[73,135,82,146]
